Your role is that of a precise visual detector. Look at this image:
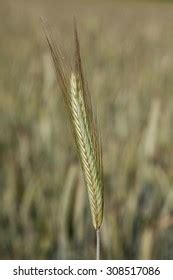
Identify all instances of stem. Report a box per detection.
[96,229,100,260]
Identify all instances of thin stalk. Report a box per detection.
[96,229,100,260]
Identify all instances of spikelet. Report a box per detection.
[44,22,103,230]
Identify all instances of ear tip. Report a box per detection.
[73,17,79,38]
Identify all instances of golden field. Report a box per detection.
[0,0,173,259]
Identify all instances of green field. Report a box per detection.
[0,0,173,259]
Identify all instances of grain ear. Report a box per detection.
[44,21,104,232]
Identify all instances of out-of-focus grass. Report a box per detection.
[0,0,173,259]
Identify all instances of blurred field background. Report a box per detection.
[0,0,173,259]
